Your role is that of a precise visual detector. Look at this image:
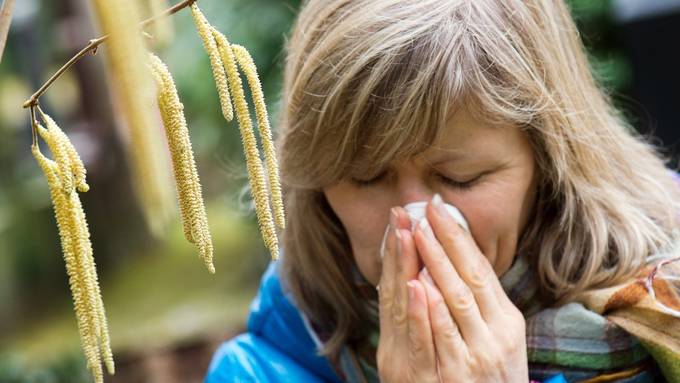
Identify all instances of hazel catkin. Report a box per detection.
[32,110,113,383]
[148,52,215,273]
[190,3,233,122]
[212,28,279,261]
[231,44,285,232]
[37,107,89,192]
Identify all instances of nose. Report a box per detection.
[394,168,433,208]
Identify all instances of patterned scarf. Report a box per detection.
[308,250,680,382]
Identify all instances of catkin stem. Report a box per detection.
[22,0,197,109]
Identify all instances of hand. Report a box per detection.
[377,206,439,382]
[411,194,529,382]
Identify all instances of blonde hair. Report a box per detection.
[273,0,680,362]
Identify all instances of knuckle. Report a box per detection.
[500,336,518,356]
[467,259,491,289]
[442,222,467,244]
[392,301,408,327]
[450,286,476,311]
[379,283,395,303]
[442,323,461,342]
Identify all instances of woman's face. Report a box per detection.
[323,108,538,285]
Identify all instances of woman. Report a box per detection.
[206,0,680,381]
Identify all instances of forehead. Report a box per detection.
[415,107,519,165]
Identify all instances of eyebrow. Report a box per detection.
[426,151,471,165]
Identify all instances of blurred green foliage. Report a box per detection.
[567,0,633,95]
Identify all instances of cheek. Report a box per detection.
[450,181,529,273]
[324,189,389,284]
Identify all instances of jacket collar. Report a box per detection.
[246,258,343,383]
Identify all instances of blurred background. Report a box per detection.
[0,0,678,382]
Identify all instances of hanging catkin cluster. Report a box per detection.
[32,108,114,383]
[24,2,289,383]
[148,52,215,273]
[190,3,285,260]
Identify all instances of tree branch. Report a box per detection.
[22,0,197,109]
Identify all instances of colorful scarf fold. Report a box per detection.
[312,250,680,382]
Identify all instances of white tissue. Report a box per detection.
[380,200,469,259]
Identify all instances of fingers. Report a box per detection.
[413,217,489,347]
[395,212,422,315]
[425,194,508,320]
[406,279,438,382]
[394,207,420,282]
[379,209,402,336]
[379,207,422,331]
[418,268,467,380]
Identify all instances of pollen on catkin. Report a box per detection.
[37,107,89,193]
[190,3,233,122]
[212,28,279,261]
[148,52,215,273]
[32,111,114,383]
[230,44,285,231]
[35,108,73,193]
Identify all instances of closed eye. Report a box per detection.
[436,173,480,190]
[350,172,481,190]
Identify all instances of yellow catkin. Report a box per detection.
[36,109,73,193]
[38,107,89,192]
[190,3,234,122]
[212,29,279,260]
[71,186,114,374]
[230,44,286,231]
[33,112,114,381]
[32,144,103,382]
[92,0,175,237]
[149,59,194,244]
[148,52,215,273]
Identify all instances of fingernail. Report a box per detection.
[431,193,449,219]
[418,218,435,239]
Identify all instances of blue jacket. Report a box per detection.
[204,261,567,382]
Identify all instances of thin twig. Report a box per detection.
[0,0,15,63]
[22,0,197,109]
[30,104,37,147]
